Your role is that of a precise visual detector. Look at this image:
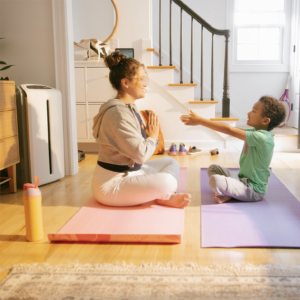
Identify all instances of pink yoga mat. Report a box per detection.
[201,168,300,248]
[48,168,187,244]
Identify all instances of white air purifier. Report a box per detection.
[16,84,65,187]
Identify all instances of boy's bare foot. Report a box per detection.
[213,193,232,204]
[156,193,191,208]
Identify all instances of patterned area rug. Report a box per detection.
[1,262,300,300]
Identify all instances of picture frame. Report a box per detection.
[115,48,134,58]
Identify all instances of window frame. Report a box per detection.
[227,0,291,72]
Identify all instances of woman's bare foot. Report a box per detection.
[213,193,231,204]
[156,193,191,208]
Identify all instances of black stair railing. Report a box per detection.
[158,0,231,118]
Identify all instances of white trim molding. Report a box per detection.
[289,0,300,129]
[52,0,78,176]
[227,0,291,73]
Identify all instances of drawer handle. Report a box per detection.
[105,75,109,78]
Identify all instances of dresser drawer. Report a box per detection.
[0,136,20,170]
[0,81,16,111]
[0,110,18,139]
[86,68,114,103]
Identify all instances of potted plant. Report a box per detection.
[0,38,14,80]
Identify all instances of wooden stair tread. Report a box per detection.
[147,48,160,57]
[238,126,298,137]
[211,118,239,121]
[190,100,218,104]
[169,84,197,86]
[274,134,298,137]
[147,66,176,69]
[147,65,179,73]
[146,50,179,72]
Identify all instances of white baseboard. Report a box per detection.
[273,136,300,152]
[164,140,225,151]
[78,143,99,153]
[78,136,299,155]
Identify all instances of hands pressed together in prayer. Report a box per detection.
[145,111,160,140]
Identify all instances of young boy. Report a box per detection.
[180,96,286,204]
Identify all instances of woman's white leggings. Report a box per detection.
[91,157,179,206]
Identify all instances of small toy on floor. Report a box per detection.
[210,148,219,156]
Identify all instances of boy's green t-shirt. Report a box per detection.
[239,129,275,194]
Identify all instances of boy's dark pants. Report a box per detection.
[207,164,264,202]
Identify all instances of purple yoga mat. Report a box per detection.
[201,168,300,248]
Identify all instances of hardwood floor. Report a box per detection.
[1,151,300,281]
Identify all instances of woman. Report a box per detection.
[91,51,191,208]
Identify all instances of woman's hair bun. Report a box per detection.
[104,51,127,70]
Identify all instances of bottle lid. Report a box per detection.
[23,183,35,191]
[23,176,40,191]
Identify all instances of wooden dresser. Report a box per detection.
[0,80,20,192]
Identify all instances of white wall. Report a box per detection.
[72,0,115,43]
[152,0,290,125]
[112,0,151,62]
[0,0,56,87]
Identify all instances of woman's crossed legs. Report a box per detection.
[92,157,191,207]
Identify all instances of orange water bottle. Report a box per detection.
[23,176,44,242]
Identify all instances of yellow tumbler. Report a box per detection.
[23,175,43,242]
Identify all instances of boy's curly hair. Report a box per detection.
[259,96,286,131]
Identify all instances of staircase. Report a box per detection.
[137,0,239,150]
[136,42,236,150]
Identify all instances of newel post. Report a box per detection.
[222,32,230,118]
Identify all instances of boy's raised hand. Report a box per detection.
[180,110,202,126]
[181,109,247,142]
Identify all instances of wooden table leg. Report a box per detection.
[7,164,17,193]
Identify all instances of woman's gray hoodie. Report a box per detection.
[92,98,157,168]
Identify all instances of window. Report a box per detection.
[227,0,291,72]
